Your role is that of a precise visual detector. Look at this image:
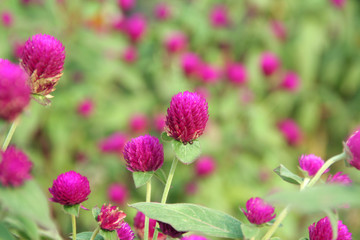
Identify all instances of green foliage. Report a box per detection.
[132,171,154,188]
[99,229,118,240]
[63,204,81,217]
[0,222,15,240]
[76,232,104,240]
[240,224,259,239]
[274,165,303,185]
[172,140,202,165]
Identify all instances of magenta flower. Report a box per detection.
[158,221,187,238]
[242,197,276,225]
[122,46,138,64]
[166,91,209,144]
[185,181,198,195]
[0,146,32,187]
[97,204,126,231]
[0,59,31,121]
[13,42,25,59]
[195,156,216,177]
[309,216,351,240]
[299,154,328,177]
[197,63,220,83]
[271,21,287,42]
[118,0,136,12]
[280,71,300,92]
[99,132,128,155]
[181,52,202,77]
[77,99,94,118]
[129,114,148,133]
[210,5,229,28]
[134,211,166,240]
[260,52,280,76]
[331,0,346,8]
[124,14,147,43]
[165,32,187,54]
[117,222,135,240]
[49,171,91,206]
[1,11,13,27]
[181,235,209,240]
[153,114,166,133]
[277,119,302,146]
[345,130,360,170]
[154,3,171,21]
[20,34,65,96]
[123,135,164,172]
[225,63,247,85]
[108,183,129,205]
[327,172,352,185]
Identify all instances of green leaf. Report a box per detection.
[92,206,101,221]
[131,202,243,238]
[298,238,309,240]
[271,238,281,240]
[172,140,201,164]
[76,232,104,240]
[273,165,303,185]
[154,169,167,185]
[0,222,15,240]
[5,215,40,240]
[240,224,259,239]
[99,229,118,240]
[63,204,80,217]
[132,171,154,188]
[161,132,173,142]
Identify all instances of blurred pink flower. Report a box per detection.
[1,11,13,27]
[277,119,302,146]
[197,63,220,84]
[112,16,127,31]
[118,0,136,12]
[271,21,287,42]
[77,99,94,118]
[280,71,300,92]
[165,32,187,54]
[122,46,138,63]
[242,197,276,225]
[153,114,166,133]
[181,52,202,77]
[260,52,280,77]
[210,5,229,28]
[154,3,171,21]
[331,0,346,8]
[194,87,210,100]
[327,172,352,185]
[134,211,166,240]
[182,235,209,240]
[99,132,128,155]
[195,156,216,177]
[124,14,147,43]
[129,114,148,133]
[185,181,198,195]
[225,63,247,85]
[108,183,129,205]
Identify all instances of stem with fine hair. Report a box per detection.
[72,215,77,240]
[90,226,100,240]
[144,180,152,240]
[2,117,20,151]
[261,206,290,240]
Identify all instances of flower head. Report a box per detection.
[129,114,148,133]
[118,0,136,12]
[134,211,166,240]
[77,99,94,118]
[153,114,166,133]
[225,63,247,85]
[210,5,229,28]
[124,14,147,43]
[181,53,202,77]
[0,146,32,187]
[331,0,346,8]
[108,183,129,205]
[299,154,328,177]
[165,32,187,54]
[308,216,351,240]
[49,171,91,206]
[99,132,128,155]
[122,46,138,64]
[181,235,209,240]
[242,197,276,225]
[260,52,280,76]
[0,59,30,121]
[154,3,171,21]
[277,119,302,146]
[327,172,352,185]
[195,156,216,177]
[196,64,220,83]
[97,204,126,231]
[117,222,135,240]
[166,91,209,144]
[20,34,65,96]
[345,130,360,170]
[1,11,13,27]
[158,221,187,238]
[280,71,300,92]
[123,135,164,172]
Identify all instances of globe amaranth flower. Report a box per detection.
[225,63,247,85]
[280,71,300,92]
[242,197,276,225]
[277,119,302,146]
[97,204,126,231]
[158,221,187,238]
[260,52,280,76]
[153,114,166,133]
[129,114,148,133]
[327,172,352,185]
[309,216,352,240]
[196,63,220,84]
[164,32,187,54]
[181,235,209,240]
[123,135,164,172]
[209,5,229,28]
[77,98,94,118]
[49,171,91,206]
[299,154,328,177]
[195,156,216,177]
[331,0,346,8]
[20,34,65,96]
[0,146,32,187]
[134,211,166,240]
[154,3,171,21]
[124,14,147,43]
[1,11,13,27]
[108,183,129,206]
[99,132,128,155]
[181,52,202,77]
[345,130,360,170]
[0,59,31,121]
[118,0,136,12]
[122,46,138,64]
[117,221,135,240]
[166,91,209,144]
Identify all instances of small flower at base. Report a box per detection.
[195,156,216,177]
[108,183,129,206]
[117,221,135,240]
[134,211,166,240]
[277,119,302,146]
[0,146,32,187]
[49,171,91,206]
[326,172,352,185]
[260,52,280,77]
[242,197,276,225]
[99,132,128,155]
[299,154,328,177]
[97,204,126,231]
[181,235,209,240]
[345,130,360,170]
[308,216,351,240]
[158,221,187,238]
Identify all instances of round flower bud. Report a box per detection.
[270,21,287,42]
[181,52,202,77]
[327,172,352,185]
[280,71,300,92]
[99,132,128,155]
[49,171,91,206]
[195,156,216,177]
[154,3,171,21]
[345,130,360,170]
[1,11,13,28]
[158,221,187,238]
[134,211,166,240]
[117,222,135,240]
[242,197,276,225]
[260,52,280,76]
[308,216,351,240]
[209,5,229,28]
[197,64,220,84]
[123,135,164,172]
[122,46,138,64]
[20,34,65,96]
[225,63,247,85]
[0,146,32,187]
[166,91,209,144]
[97,204,126,231]
[164,32,187,54]
[277,119,302,146]
[77,98,94,118]
[124,14,147,43]
[108,183,129,205]
[299,154,328,177]
[0,59,31,121]
[331,0,346,8]
[129,114,148,133]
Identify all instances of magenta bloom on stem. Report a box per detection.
[308,216,351,240]
[225,63,247,85]
[122,46,138,64]
[260,52,280,77]
[97,204,126,231]
[117,222,135,240]
[49,171,91,206]
[0,146,32,187]
[299,154,328,177]
[154,3,171,21]
[345,130,360,170]
[277,119,302,146]
[99,132,128,155]
[181,52,202,77]
[210,5,229,28]
[197,64,220,83]
[166,91,209,144]
[0,59,31,121]
[118,0,136,12]
[20,34,65,96]
[124,14,147,43]
[242,197,276,225]
[280,71,300,92]
[77,99,94,118]
[1,11,13,27]
[185,181,198,195]
[158,221,187,238]
[108,183,129,205]
[165,32,187,54]
[327,172,352,185]
[331,0,346,8]
[181,235,209,240]
[123,135,164,172]
[134,211,166,240]
[195,156,216,177]
[129,114,148,133]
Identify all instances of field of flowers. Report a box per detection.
[1,0,360,239]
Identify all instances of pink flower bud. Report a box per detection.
[108,183,129,205]
[158,221,187,238]
[118,0,136,12]
[181,52,202,77]
[345,130,360,170]
[134,211,166,240]
[195,156,216,177]
[0,146,32,187]
[225,63,247,85]
[124,14,147,43]
[308,216,351,240]
[270,21,287,42]
[299,154,328,177]
[165,32,187,54]
[77,99,94,118]
[154,3,171,21]
[327,172,352,185]
[49,171,91,206]
[122,46,138,64]
[260,52,280,77]
[242,197,276,225]
[210,5,229,28]
[99,132,128,155]
[1,11,13,28]
[97,204,126,231]
[280,71,300,92]
[129,114,148,133]
[117,222,135,240]
[277,119,302,146]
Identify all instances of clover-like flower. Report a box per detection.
[299,154,328,177]
[345,130,360,170]
[195,156,216,177]
[308,216,351,240]
[242,197,276,225]
[97,204,126,231]
[117,222,135,240]
[260,52,280,76]
[277,119,302,146]
[327,172,352,185]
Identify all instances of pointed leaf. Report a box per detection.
[99,229,118,240]
[240,224,259,239]
[131,202,243,238]
[154,169,167,185]
[75,232,104,240]
[172,140,201,164]
[161,132,174,142]
[274,165,303,185]
[5,215,40,240]
[0,222,15,240]
[92,206,101,221]
[63,204,80,217]
[132,171,154,188]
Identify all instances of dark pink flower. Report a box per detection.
[112,16,127,31]
[194,87,210,100]
[20,34,65,96]
[327,172,352,185]
[77,99,94,118]
[97,204,126,231]
[158,221,187,238]
[309,216,351,240]
[277,119,302,146]
[0,59,30,121]
[185,181,198,195]
[280,71,300,92]
[195,156,216,177]
[154,3,171,21]
[181,53,202,77]
[260,52,280,77]
[210,5,229,28]
[299,154,328,177]
[0,146,32,187]
[345,130,360,170]
[99,132,128,155]
[331,0,346,8]
[1,11,13,27]
[181,235,208,240]
[13,42,25,59]
[108,183,129,205]
[165,32,187,54]
[117,222,135,240]
[225,63,247,85]
[242,197,276,225]
[153,114,166,133]
[123,135,164,172]
[134,211,166,240]
[118,0,136,12]
[49,171,91,206]
[124,14,147,43]
[271,21,287,41]
[197,63,220,84]
[166,91,209,144]
[122,46,138,64]
[129,114,148,133]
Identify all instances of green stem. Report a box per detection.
[144,180,152,240]
[152,157,179,240]
[261,206,289,240]
[2,117,20,151]
[90,226,100,240]
[72,214,77,240]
